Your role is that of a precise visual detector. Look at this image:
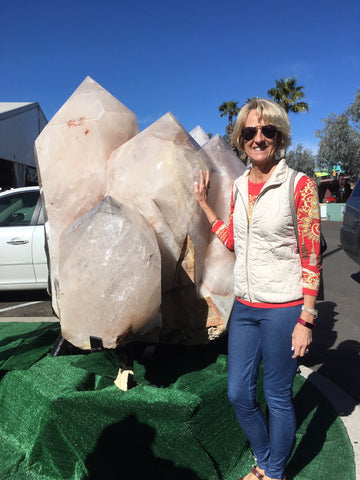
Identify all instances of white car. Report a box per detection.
[0,186,48,290]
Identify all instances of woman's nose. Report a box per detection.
[254,128,265,142]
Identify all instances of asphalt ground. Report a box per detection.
[0,289,53,317]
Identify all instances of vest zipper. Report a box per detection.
[245,222,252,302]
[245,189,268,303]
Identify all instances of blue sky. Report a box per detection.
[1,0,359,154]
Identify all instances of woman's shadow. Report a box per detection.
[301,300,360,404]
[84,414,204,480]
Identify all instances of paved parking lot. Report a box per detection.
[302,220,360,402]
[0,289,53,318]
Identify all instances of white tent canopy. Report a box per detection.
[0,102,47,188]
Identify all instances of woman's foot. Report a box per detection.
[239,466,265,480]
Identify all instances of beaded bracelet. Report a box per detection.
[301,305,318,318]
[297,317,315,329]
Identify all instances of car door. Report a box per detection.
[0,189,46,288]
[32,203,48,285]
[341,179,360,264]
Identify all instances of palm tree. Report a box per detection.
[267,76,309,114]
[218,100,240,136]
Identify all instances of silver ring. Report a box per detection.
[305,348,309,354]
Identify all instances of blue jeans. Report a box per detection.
[227,300,301,479]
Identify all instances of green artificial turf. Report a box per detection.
[0,322,355,480]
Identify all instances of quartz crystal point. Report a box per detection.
[189,125,210,147]
[35,76,139,315]
[107,112,208,289]
[58,196,161,349]
[107,112,219,342]
[199,134,246,326]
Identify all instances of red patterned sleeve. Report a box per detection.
[211,187,235,252]
[295,176,321,296]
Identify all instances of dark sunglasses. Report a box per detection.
[242,125,278,141]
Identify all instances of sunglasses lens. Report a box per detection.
[262,125,278,139]
[242,127,257,141]
[242,125,278,141]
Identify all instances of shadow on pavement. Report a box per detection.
[322,246,342,259]
[301,301,360,404]
[0,290,50,303]
[351,271,360,284]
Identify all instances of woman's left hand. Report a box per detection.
[291,313,313,358]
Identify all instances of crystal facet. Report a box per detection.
[189,125,210,146]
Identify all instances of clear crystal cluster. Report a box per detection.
[35,77,245,349]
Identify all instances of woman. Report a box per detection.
[194,98,321,480]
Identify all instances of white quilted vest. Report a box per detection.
[233,159,304,303]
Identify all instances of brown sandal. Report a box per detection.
[238,466,264,480]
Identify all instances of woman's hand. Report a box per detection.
[194,170,220,227]
[291,311,314,358]
[194,170,210,207]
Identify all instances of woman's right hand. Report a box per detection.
[194,170,220,228]
[194,170,210,206]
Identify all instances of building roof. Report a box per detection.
[0,102,40,119]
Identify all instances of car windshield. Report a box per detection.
[0,191,39,226]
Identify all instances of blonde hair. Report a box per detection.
[231,98,291,156]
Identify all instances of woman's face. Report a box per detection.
[243,110,278,167]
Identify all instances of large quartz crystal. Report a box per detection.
[107,113,215,342]
[35,77,246,348]
[35,76,139,315]
[58,196,161,349]
[107,113,208,284]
